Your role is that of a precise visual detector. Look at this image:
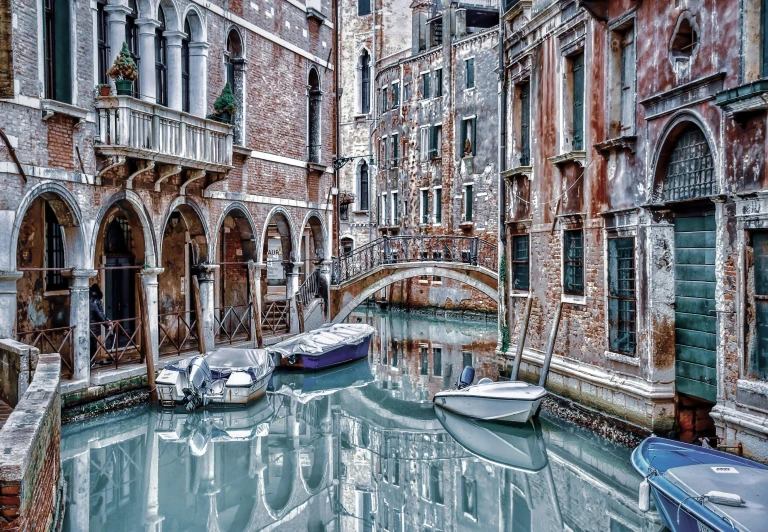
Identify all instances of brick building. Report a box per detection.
[358,0,501,312]
[0,0,335,397]
[501,0,768,458]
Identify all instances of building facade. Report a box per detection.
[361,1,501,312]
[501,0,768,458]
[0,0,334,393]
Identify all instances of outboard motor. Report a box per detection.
[183,356,212,412]
[457,366,475,389]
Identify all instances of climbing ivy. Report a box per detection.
[501,325,510,353]
[499,252,507,284]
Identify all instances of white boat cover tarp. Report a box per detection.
[269,323,376,358]
[205,348,274,375]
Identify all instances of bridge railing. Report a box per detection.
[332,235,497,285]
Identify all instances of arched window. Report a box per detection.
[308,68,321,163]
[155,7,168,106]
[663,125,714,201]
[359,50,370,114]
[226,30,242,89]
[359,161,369,211]
[182,19,190,113]
[126,0,140,98]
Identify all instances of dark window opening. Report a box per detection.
[465,185,473,222]
[512,235,529,291]
[434,188,442,224]
[461,117,477,157]
[421,190,429,224]
[563,229,584,295]
[97,1,110,86]
[462,478,477,519]
[671,17,698,83]
[420,347,429,375]
[663,125,715,201]
[126,0,140,98]
[520,83,530,165]
[466,58,475,89]
[308,69,322,163]
[422,72,430,100]
[181,20,191,113]
[359,161,369,211]
[392,82,400,108]
[429,124,441,159]
[358,0,371,16]
[433,347,442,376]
[608,237,636,354]
[45,203,67,291]
[571,53,584,151]
[751,232,768,378]
[382,86,388,112]
[340,203,349,221]
[155,7,168,106]
[360,50,371,114]
[434,69,443,97]
[44,0,72,103]
[462,351,472,368]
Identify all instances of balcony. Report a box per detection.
[95,95,234,174]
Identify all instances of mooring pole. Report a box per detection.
[538,301,563,387]
[510,295,533,380]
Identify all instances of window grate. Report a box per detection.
[563,230,583,295]
[664,126,715,201]
[608,237,636,354]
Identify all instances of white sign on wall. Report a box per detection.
[267,238,284,281]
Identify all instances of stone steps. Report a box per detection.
[0,399,13,432]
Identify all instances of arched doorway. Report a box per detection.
[652,119,717,443]
[158,202,209,356]
[14,189,84,378]
[91,200,148,363]
[299,213,325,282]
[261,210,294,301]
[215,206,257,345]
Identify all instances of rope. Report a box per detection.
[510,159,594,208]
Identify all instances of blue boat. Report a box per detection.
[631,436,768,532]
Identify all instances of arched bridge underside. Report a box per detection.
[331,262,498,323]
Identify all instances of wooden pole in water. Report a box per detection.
[538,301,563,387]
[247,261,264,348]
[192,275,208,354]
[510,295,533,381]
[137,273,157,402]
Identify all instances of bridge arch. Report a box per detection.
[332,265,498,324]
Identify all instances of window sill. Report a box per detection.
[353,113,370,120]
[510,290,530,298]
[459,221,474,229]
[350,209,369,215]
[501,165,533,181]
[44,289,70,297]
[549,151,586,168]
[605,350,640,366]
[464,87,476,93]
[594,136,637,156]
[42,99,89,122]
[736,379,768,397]
[561,294,586,305]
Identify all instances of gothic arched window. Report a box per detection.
[663,125,714,201]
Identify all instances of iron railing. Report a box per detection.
[90,318,144,369]
[297,268,323,306]
[17,326,75,377]
[331,235,497,285]
[214,303,253,346]
[261,299,290,335]
[158,310,200,357]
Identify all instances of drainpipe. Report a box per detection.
[334,0,341,258]
[369,0,377,244]
[497,8,508,354]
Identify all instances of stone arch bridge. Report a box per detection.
[330,235,498,323]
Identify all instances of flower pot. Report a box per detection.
[98,86,111,97]
[219,111,232,124]
[115,79,133,96]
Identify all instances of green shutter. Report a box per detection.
[435,188,442,223]
[520,83,530,165]
[572,53,584,151]
[423,74,430,99]
[460,121,467,157]
[466,58,474,89]
[674,215,717,402]
[471,117,477,156]
[53,0,71,103]
[763,0,768,76]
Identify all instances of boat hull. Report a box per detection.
[282,334,372,370]
[156,368,272,408]
[433,393,543,424]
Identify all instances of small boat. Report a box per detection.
[432,366,547,424]
[268,323,375,370]
[434,406,548,472]
[632,436,768,532]
[156,347,275,410]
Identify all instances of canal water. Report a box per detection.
[61,308,662,531]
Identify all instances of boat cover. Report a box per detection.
[664,463,768,532]
[436,380,547,401]
[166,348,273,381]
[269,323,376,358]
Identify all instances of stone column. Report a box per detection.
[164,30,185,112]
[231,58,248,145]
[139,268,163,366]
[105,5,131,83]
[71,450,91,532]
[144,420,165,531]
[70,270,97,383]
[320,259,332,320]
[0,271,22,338]
[197,265,219,352]
[188,42,209,117]
[137,19,160,104]
[286,262,302,333]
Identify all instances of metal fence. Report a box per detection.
[214,303,253,346]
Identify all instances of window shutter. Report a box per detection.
[471,117,477,156]
[620,30,635,132]
[429,125,436,158]
[460,121,467,157]
[435,188,442,223]
[520,84,530,165]
[53,0,72,103]
[466,186,473,222]
[423,74,430,99]
[763,0,768,76]
[358,0,371,16]
[0,0,13,99]
[466,58,474,89]
[572,53,584,151]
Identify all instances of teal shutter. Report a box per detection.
[465,185,473,222]
[466,58,474,89]
[435,188,442,223]
[471,117,477,156]
[674,216,717,402]
[763,0,768,76]
[423,73,430,99]
[512,235,530,290]
[53,0,72,103]
[460,120,467,156]
[520,83,530,165]
[752,232,768,378]
[572,53,584,151]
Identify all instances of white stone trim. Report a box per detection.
[187,0,334,70]
[247,149,333,173]
[206,190,331,211]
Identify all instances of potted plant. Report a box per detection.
[97,84,111,97]
[107,42,138,96]
[213,83,236,123]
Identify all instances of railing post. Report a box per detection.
[69,269,97,384]
[470,237,479,266]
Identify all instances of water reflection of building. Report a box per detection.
[62,311,661,532]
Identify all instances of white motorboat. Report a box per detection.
[156,347,275,410]
[432,366,547,424]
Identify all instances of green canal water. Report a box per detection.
[61,308,662,531]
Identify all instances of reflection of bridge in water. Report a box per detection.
[61,311,662,532]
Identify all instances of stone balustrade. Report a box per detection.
[95,95,234,173]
